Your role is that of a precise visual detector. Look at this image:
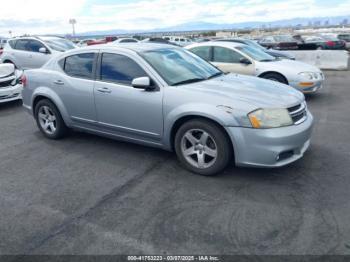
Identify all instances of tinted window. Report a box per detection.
[190,46,211,61]
[8,40,17,48]
[100,53,147,85]
[64,53,95,79]
[120,39,138,43]
[15,40,30,51]
[26,40,45,52]
[213,47,244,63]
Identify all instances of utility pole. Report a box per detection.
[69,19,77,37]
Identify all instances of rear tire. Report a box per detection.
[174,119,232,176]
[261,73,288,84]
[34,99,68,139]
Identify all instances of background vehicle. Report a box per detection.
[0,63,23,103]
[170,37,193,47]
[0,36,76,69]
[302,35,346,50]
[86,36,118,46]
[141,37,179,46]
[216,38,296,60]
[336,34,350,50]
[259,35,299,50]
[112,38,139,44]
[186,41,324,93]
[22,44,312,175]
[0,38,8,49]
[76,39,96,47]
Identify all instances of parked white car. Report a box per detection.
[164,36,193,47]
[0,63,23,103]
[186,42,324,93]
[0,36,76,69]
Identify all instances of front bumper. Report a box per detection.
[0,84,22,103]
[289,80,324,94]
[226,111,314,168]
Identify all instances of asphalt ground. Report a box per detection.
[0,70,350,257]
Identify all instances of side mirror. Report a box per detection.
[240,57,252,65]
[131,77,155,91]
[39,47,48,54]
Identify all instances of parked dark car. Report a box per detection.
[258,35,298,50]
[337,34,350,50]
[216,38,295,60]
[141,37,179,46]
[302,35,346,50]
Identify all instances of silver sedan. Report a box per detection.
[22,44,313,175]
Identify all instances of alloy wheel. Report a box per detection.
[181,129,218,169]
[38,106,57,135]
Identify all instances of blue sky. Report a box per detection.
[1,0,350,36]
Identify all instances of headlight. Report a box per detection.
[299,72,320,80]
[248,108,293,129]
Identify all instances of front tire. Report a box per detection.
[261,72,288,84]
[34,99,68,139]
[174,119,232,176]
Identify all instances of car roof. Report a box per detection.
[187,41,245,49]
[75,43,180,53]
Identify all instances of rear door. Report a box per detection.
[53,51,98,125]
[211,46,255,75]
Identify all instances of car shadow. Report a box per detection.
[0,100,23,110]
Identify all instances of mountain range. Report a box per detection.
[77,15,350,36]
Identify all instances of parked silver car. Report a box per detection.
[22,44,313,175]
[186,42,324,93]
[0,36,76,69]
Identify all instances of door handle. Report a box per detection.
[53,80,64,85]
[97,87,112,94]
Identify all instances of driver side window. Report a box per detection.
[213,47,244,63]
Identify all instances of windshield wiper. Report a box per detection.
[207,72,224,80]
[171,78,206,86]
[260,59,275,62]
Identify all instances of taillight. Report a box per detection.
[21,74,27,87]
[326,41,335,47]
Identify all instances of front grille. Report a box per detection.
[0,75,15,88]
[0,79,13,88]
[288,103,307,125]
[0,93,20,100]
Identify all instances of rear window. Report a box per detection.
[63,53,95,79]
[8,40,16,48]
[15,39,30,51]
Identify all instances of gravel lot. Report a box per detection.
[0,70,350,256]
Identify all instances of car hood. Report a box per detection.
[0,63,15,78]
[183,73,304,110]
[257,59,322,75]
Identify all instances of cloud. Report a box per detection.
[0,0,350,36]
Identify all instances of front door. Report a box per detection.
[212,46,255,75]
[94,52,163,143]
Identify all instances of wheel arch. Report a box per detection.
[168,115,234,157]
[31,90,72,127]
[258,71,289,84]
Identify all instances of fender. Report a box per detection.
[162,103,240,150]
[31,87,73,127]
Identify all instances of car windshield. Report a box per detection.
[43,38,76,52]
[273,35,294,42]
[140,48,222,86]
[236,45,276,62]
[244,39,267,51]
